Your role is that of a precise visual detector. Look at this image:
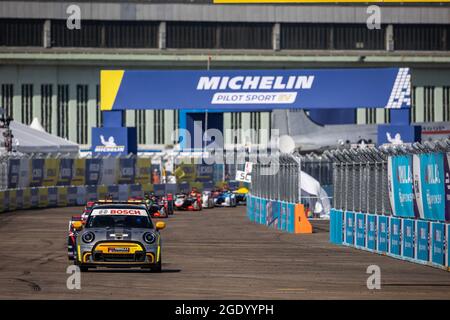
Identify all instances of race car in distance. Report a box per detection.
[233,187,248,205]
[174,189,202,211]
[201,190,215,209]
[81,201,96,221]
[143,193,174,217]
[212,188,237,207]
[70,203,166,272]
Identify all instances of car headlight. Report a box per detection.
[143,232,156,244]
[82,232,95,243]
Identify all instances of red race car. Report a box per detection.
[174,189,202,211]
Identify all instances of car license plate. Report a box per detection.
[108,247,129,253]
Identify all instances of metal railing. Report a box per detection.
[324,139,450,215]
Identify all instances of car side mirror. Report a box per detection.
[155,221,166,230]
[72,221,84,231]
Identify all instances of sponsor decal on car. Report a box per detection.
[91,208,148,216]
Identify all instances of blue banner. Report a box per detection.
[413,153,446,221]
[58,159,73,186]
[85,159,101,186]
[377,216,389,253]
[67,186,78,206]
[388,155,416,218]
[30,159,45,187]
[355,213,366,248]
[416,220,430,262]
[92,127,137,156]
[431,222,445,266]
[107,185,119,200]
[390,217,401,256]
[30,188,39,207]
[7,159,20,189]
[102,68,411,111]
[402,219,415,259]
[345,212,355,245]
[367,214,377,251]
[118,158,136,184]
[48,187,58,207]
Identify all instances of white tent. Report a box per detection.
[0,120,79,156]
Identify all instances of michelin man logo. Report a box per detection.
[95,135,125,153]
[386,132,403,145]
[100,135,117,147]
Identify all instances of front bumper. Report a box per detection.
[77,241,159,267]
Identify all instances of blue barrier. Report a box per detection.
[329,209,344,245]
[329,209,336,243]
[431,222,445,266]
[355,213,366,248]
[344,212,355,246]
[416,220,430,263]
[377,216,389,253]
[390,217,402,256]
[402,219,415,259]
[287,202,295,233]
[367,214,377,251]
[447,224,450,269]
[260,199,267,226]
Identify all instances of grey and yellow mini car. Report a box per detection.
[71,203,166,272]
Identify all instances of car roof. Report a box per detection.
[92,204,147,210]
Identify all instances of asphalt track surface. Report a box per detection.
[0,206,449,299]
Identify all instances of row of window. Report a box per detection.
[0,83,176,145]
[1,19,449,51]
[362,86,450,124]
[1,84,450,144]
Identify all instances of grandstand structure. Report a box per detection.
[0,1,449,150]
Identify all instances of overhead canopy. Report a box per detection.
[0,120,79,156]
[101,68,411,111]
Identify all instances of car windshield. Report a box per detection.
[86,206,153,229]
[87,215,153,229]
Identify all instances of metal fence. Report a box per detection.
[324,139,450,215]
[250,153,333,207]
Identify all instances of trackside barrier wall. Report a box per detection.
[326,144,450,271]
[0,183,153,213]
[246,194,311,234]
[331,210,449,270]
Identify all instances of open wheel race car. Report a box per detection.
[68,202,166,272]
[201,190,215,209]
[174,190,202,211]
[212,188,237,207]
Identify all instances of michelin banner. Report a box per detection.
[101,68,411,111]
[413,153,446,221]
[387,155,416,218]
